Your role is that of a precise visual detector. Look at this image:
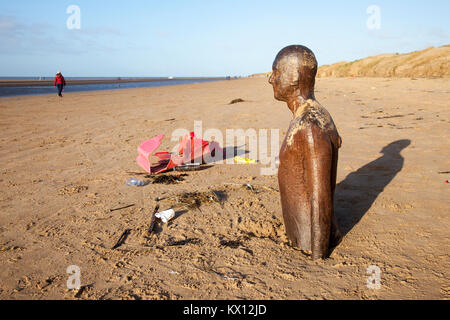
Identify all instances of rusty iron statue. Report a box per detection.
[269,45,342,259]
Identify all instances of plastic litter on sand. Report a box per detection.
[126,177,144,186]
[155,209,175,223]
[234,156,257,164]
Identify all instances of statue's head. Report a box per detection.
[269,45,318,102]
[380,139,411,155]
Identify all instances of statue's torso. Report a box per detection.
[278,99,341,251]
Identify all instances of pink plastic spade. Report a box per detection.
[136,132,224,175]
[136,134,177,174]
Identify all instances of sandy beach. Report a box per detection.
[0,77,449,299]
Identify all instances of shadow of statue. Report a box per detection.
[334,139,411,238]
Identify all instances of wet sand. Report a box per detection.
[0,77,224,87]
[0,77,449,299]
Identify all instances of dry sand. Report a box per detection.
[0,77,449,299]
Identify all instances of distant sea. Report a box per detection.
[0,77,227,97]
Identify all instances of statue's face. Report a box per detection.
[268,57,299,102]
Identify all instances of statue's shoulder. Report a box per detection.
[292,99,335,130]
[287,100,341,148]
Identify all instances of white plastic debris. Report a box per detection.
[155,208,175,223]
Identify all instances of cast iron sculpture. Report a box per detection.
[269,45,342,259]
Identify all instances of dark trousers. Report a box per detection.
[57,84,64,96]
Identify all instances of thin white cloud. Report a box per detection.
[80,26,122,36]
[426,27,449,40]
[0,14,124,56]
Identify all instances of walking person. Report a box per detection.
[54,71,66,97]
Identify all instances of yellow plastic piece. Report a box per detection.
[234,156,256,164]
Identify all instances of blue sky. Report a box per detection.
[0,0,449,77]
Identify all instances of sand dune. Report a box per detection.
[317,45,450,78]
[251,46,450,79]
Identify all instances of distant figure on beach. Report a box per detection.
[54,71,66,97]
[269,45,342,260]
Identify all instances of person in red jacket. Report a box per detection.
[54,71,66,97]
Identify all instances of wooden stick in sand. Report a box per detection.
[109,204,135,212]
[112,229,131,250]
[147,204,160,236]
